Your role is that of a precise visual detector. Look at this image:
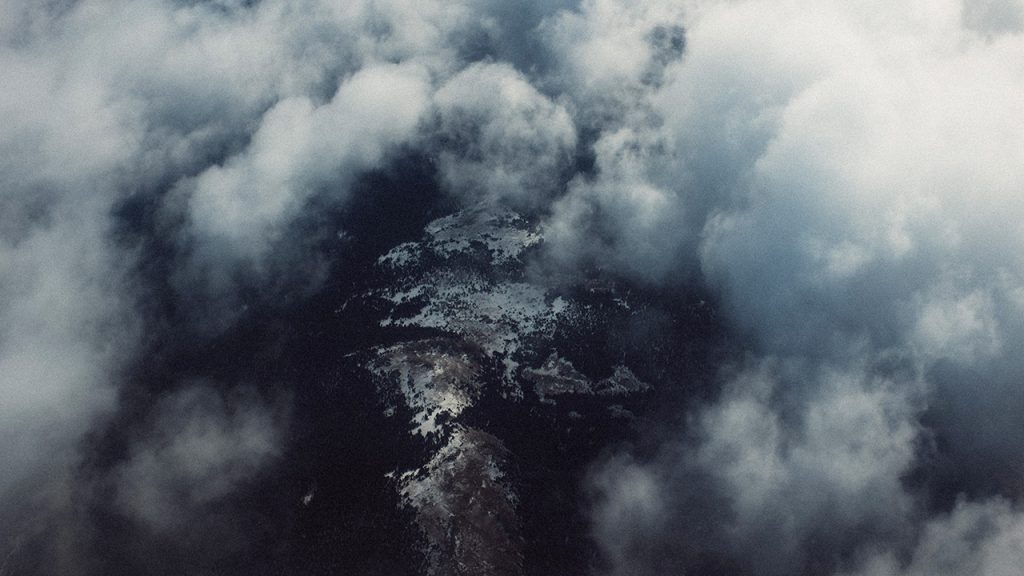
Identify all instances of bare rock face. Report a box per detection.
[400,428,522,576]
[524,353,650,403]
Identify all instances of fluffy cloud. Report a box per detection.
[178,61,431,326]
[685,0,1024,503]
[590,360,925,575]
[0,0,472,565]
[574,1,1024,574]
[0,0,576,568]
[430,62,577,208]
[540,0,695,282]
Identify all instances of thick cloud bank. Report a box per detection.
[2,0,1024,574]
[578,1,1024,575]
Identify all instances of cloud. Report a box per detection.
[0,214,138,576]
[0,0,443,566]
[114,384,288,532]
[684,0,1024,504]
[693,363,921,572]
[963,0,1024,34]
[542,0,687,117]
[0,3,145,557]
[538,0,695,282]
[569,1,1024,574]
[0,0,576,568]
[4,0,1024,574]
[177,61,431,327]
[590,360,924,575]
[186,62,430,250]
[430,62,577,208]
[587,454,670,576]
[841,498,1024,576]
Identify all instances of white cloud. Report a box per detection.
[182,62,431,296]
[0,0,454,560]
[590,361,922,575]
[576,1,1024,573]
[842,499,1024,576]
[431,62,577,207]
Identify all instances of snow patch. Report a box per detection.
[368,340,481,438]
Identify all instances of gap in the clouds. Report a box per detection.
[95,135,735,574]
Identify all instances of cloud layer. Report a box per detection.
[3,0,1024,574]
